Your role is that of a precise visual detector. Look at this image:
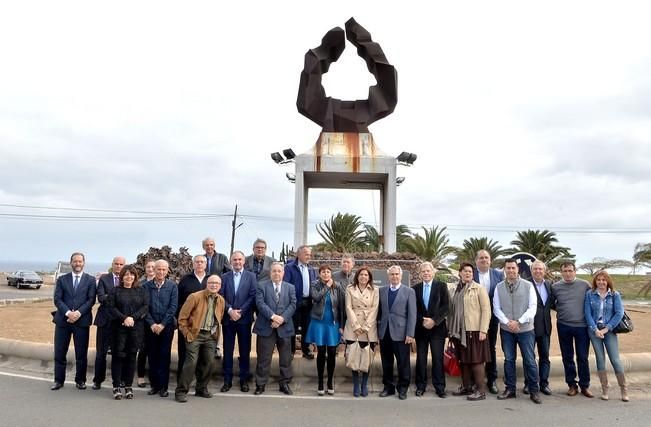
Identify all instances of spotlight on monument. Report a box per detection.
[396,151,417,166]
[271,152,284,164]
[396,177,406,186]
[286,172,296,183]
[283,148,296,160]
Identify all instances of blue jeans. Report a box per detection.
[500,329,539,393]
[589,329,624,374]
[557,322,590,389]
[524,335,550,389]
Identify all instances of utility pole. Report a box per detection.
[230,204,243,256]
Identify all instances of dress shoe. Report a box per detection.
[50,382,64,391]
[159,389,169,397]
[214,347,222,359]
[436,391,448,399]
[279,384,293,395]
[567,385,579,396]
[530,392,542,404]
[415,389,425,397]
[195,389,213,398]
[497,389,516,400]
[254,385,265,395]
[487,383,499,394]
[125,387,134,399]
[522,386,530,395]
[113,388,122,400]
[302,352,315,360]
[240,384,249,393]
[580,388,594,398]
[540,385,552,396]
[147,388,161,395]
[75,382,87,390]
[91,382,101,390]
[175,394,188,403]
[452,386,472,396]
[467,391,486,401]
[398,391,407,400]
[220,383,232,393]
[379,388,395,397]
[137,381,149,388]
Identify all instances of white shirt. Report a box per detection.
[478,270,491,293]
[533,280,548,305]
[389,282,402,291]
[299,263,310,297]
[493,280,537,326]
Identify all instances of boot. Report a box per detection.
[361,372,369,397]
[352,372,360,397]
[615,373,629,402]
[597,371,609,400]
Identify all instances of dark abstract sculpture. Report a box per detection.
[297,18,398,133]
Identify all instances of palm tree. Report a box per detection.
[402,226,455,268]
[454,237,506,265]
[507,229,573,264]
[396,224,413,252]
[316,213,366,252]
[363,224,412,252]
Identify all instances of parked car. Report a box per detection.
[7,270,43,289]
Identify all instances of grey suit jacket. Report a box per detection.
[378,284,417,341]
[253,280,296,338]
[244,254,275,283]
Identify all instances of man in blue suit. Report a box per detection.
[51,252,97,390]
[283,245,316,359]
[473,249,505,394]
[379,265,417,400]
[219,250,257,393]
[253,262,297,395]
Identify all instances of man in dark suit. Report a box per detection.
[203,237,231,277]
[283,245,316,358]
[244,238,275,284]
[413,262,449,398]
[524,260,553,396]
[91,255,125,390]
[473,249,505,394]
[51,252,97,390]
[379,265,417,400]
[253,262,297,396]
[176,255,208,378]
[219,251,257,393]
[144,259,178,398]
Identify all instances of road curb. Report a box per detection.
[1,337,650,378]
[0,297,53,306]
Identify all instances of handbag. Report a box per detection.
[443,342,461,377]
[345,336,372,373]
[613,311,634,334]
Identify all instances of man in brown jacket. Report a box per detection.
[175,274,225,403]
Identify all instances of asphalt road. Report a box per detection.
[0,370,649,427]
[0,284,52,301]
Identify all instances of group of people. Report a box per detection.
[51,242,630,403]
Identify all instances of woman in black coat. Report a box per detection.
[109,264,149,399]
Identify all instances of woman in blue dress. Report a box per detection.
[305,264,346,395]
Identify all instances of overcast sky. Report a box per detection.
[1,1,650,269]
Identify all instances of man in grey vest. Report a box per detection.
[493,259,541,404]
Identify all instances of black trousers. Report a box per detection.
[54,323,89,384]
[415,334,446,393]
[380,329,411,393]
[291,300,312,354]
[92,323,112,384]
[485,316,499,385]
[146,326,174,391]
[111,353,136,388]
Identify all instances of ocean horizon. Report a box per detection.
[0,260,110,275]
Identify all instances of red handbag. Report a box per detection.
[444,342,461,377]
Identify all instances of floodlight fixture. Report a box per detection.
[271,152,284,164]
[283,148,296,160]
[396,151,417,166]
[286,172,296,183]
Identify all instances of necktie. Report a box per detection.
[73,275,80,291]
[274,284,280,302]
[424,284,430,310]
[114,275,119,287]
[234,271,241,294]
[207,257,212,273]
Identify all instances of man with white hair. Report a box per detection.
[143,260,178,398]
[378,265,416,400]
[333,254,355,287]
